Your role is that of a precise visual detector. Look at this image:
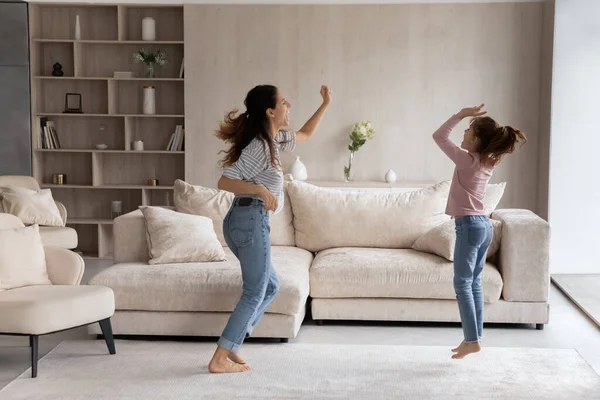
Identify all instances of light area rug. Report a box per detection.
[1,340,599,400]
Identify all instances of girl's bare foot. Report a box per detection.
[451,342,481,359]
[451,341,465,353]
[228,352,247,365]
[208,347,250,373]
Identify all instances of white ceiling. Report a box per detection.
[25,0,548,4]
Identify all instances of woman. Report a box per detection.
[209,84,332,373]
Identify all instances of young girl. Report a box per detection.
[208,84,332,373]
[433,104,527,360]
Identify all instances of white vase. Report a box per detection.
[143,86,156,115]
[142,17,156,41]
[385,169,397,183]
[75,15,81,40]
[133,140,144,151]
[289,156,307,181]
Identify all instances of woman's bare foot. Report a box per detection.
[451,342,481,359]
[208,347,250,373]
[228,352,247,365]
[451,341,465,353]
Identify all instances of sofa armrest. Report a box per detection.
[45,246,84,285]
[114,209,149,264]
[492,209,550,302]
[55,201,67,226]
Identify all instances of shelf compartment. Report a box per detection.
[35,152,93,186]
[78,43,184,79]
[31,5,118,41]
[142,187,174,207]
[94,152,184,187]
[31,42,74,77]
[34,116,124,150]
[36,80,108,115]
[67,224,99,257]
[99,224,114,259]
[124,117,183,151]
[50,187,143,220]
[111,80,184,116]
[121,6,184,42]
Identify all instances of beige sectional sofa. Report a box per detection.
[89,179,550,339]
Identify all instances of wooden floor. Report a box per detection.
[553,274,600,327]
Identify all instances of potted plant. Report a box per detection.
[344,121,375,182]
[133,49,167,78]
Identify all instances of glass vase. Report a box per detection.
[145,63,155,78]
[344,150,355,182]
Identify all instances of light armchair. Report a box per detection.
[0,175,77,249]
[0,214,116,378]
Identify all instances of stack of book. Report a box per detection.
[40,118,61,149]
[166,125,185,151]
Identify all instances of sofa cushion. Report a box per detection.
[39,226,78,249]
[173,179,295,247]
[0,285,115,334]
[287,181,451,252]
[89,246,313,316]
[310,248,502,303]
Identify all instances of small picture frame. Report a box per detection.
[63,93,83,114]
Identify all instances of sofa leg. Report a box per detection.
[30,335,38,378]
[315,320,324,326]
[280,338,289,343]
[99,318,116,355]
[536,323,545,331]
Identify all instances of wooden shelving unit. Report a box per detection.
[29,3,185,260]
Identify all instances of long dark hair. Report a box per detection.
[471,116,527,167]
[216,85,279,168]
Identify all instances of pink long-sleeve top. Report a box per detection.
[432,115,493,217]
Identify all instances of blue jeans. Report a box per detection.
[217,197,280,353]
[454,216,493,343]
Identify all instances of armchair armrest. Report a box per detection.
[44,246,84,285]
[55,201,67,226]
[492,209,550,302]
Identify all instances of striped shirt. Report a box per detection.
[222,129,296,214]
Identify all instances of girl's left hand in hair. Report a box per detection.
[457,104,486,119]
[320,85,332,106]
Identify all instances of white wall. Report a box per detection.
[549,0,600,273]
[185,3,552,213]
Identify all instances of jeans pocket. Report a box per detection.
[467,224,487,247]
[229,214,255,248]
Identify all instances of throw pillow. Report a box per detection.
[412,219,502,262]
[173,179,295,246]
[0,224,52,291]
[140,206,226,265]
[484,182,506,215]
[0,186,64,227]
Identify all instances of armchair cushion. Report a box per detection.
[0,224,51,291]
[0,186,64,227]
[0,285,115,335]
